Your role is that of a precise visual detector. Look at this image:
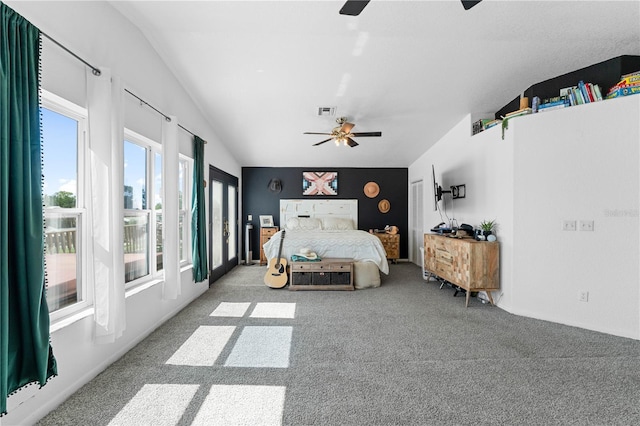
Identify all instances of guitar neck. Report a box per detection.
[275,230,286,265]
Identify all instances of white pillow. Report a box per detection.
[322,217,354,231]
[285,217,322,231]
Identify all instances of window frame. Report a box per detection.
[123,129,163,289]
[178,155,193,267]
[41,90,91,322]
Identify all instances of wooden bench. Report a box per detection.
[289,258,354,291]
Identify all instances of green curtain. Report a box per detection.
[191,135,208,282]
[1,3,57,416]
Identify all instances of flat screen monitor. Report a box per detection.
[432,164,443,211]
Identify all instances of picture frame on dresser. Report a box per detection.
[259,215,274,227]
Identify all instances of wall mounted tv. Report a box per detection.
[431,165,449,211]
[431,164,465,211]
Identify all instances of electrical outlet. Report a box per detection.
[248,215,252,221]
[579,291,589,302]
[579,220,594,231]
[562,220,576,231]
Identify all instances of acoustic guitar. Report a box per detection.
[264,230,288,288]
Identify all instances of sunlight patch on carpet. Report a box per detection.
[165,326,235,366]
[108,384,198,426]
[210,302,251,317]
[250,302,296,318]
[191,384,285,426]
[224,326,292,368]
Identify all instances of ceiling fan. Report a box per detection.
[339,0,482,16]
[304,117,382,148]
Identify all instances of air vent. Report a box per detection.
[317,106,336,116]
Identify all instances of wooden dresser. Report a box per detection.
[259,226,279,265]
[374,232,399,262]
[423,233,499,307]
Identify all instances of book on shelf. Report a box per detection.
[573,87,586,105]
[538,95,570,111]
[607,81,640,95]
[539,98,569,108]
[606,85,640,99]
[592,84,603,101]
[502,107,532,119]
[472,118,495,134]
[483,119,502,130]
[578,81,592,103]
[537,103,569,112]
[606,70,640,98]
[532,96,540,112]
[617,71,640,86]
[560,87,577,106]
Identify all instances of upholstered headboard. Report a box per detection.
[279,199,358,230]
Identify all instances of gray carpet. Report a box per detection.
[37,263,640,425]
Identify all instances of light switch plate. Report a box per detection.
[579,220,594,231]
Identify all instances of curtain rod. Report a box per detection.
[40,32,206,144]
[125,89,206,143]
[40,31,101,76]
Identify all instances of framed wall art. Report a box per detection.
[259,215,274,227]
[302,171,338,196]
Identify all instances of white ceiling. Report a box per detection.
[111,0,640,168]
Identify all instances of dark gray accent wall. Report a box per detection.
[242,167,408,261]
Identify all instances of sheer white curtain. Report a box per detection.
[162,116,181,299]
[86,67,126,343]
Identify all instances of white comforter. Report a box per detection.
[262,230,389,274]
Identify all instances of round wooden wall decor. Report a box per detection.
[364,181,380,198]
[378,199,390,213]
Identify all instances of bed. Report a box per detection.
[262,199,389,288]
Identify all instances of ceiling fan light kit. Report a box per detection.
[304,116,381,148]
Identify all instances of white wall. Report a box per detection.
[2,2,241,424]
[511,95,640,338]
[410,96,640,340]
[408,114,515,308]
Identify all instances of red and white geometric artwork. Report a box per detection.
[302,171,338,196]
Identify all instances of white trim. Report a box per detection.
[41,92,92,324]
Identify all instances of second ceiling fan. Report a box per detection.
[304,117,382,148]
[339,0,482,16]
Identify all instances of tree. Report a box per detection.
[52,191,76,208]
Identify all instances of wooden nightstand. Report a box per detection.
[374,232,399,263]
[259,227,279,265]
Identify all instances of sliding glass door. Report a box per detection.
[209,166,238,284]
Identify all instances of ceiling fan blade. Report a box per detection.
[345,137,359,147]
[339,0,370,16]
[312,138,334,146]
[341,122,355,133]
[351,131,382,137]
[304,132,333,135]
[461,0,482,10]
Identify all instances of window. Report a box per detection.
[178,157,192,265]
[41,91,89,317]
[155,152,163,272]
[123,131,162,285]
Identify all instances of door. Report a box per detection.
[209,166,239,284]
[410,179,424,266]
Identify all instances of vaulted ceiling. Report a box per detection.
[111,1,640,168]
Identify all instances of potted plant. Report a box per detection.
[479,219,496,237]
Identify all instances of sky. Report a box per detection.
[41,107,77,201]
[41,106,164,210]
